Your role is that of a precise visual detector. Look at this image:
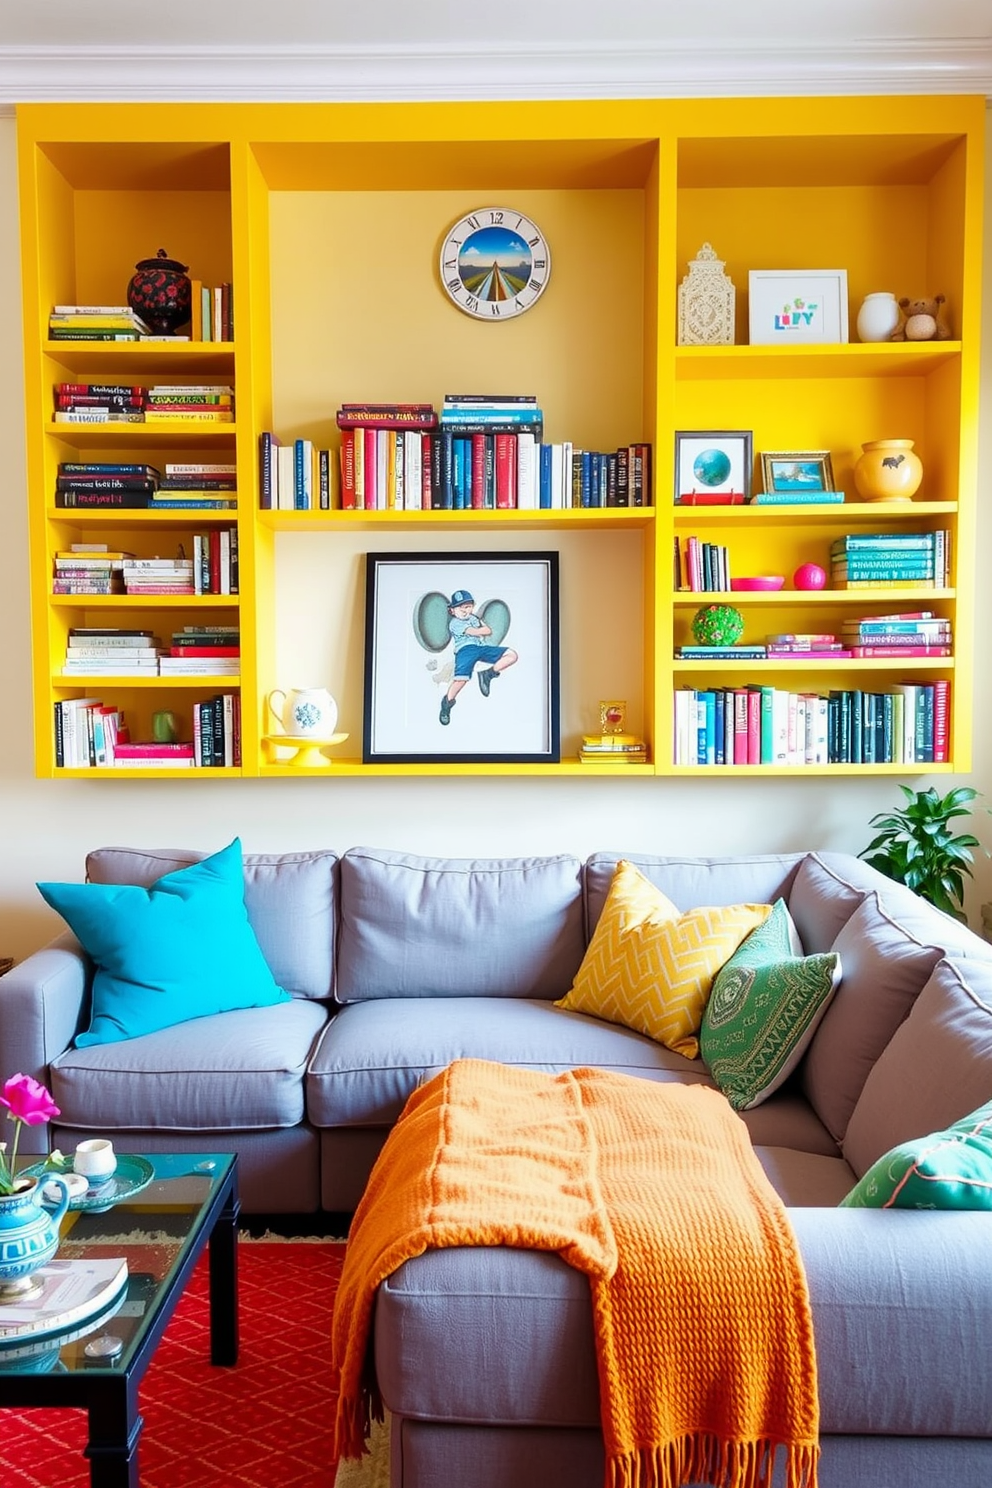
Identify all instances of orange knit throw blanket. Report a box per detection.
[332,1060,819,1488]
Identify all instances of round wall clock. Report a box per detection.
[439,207,551,320]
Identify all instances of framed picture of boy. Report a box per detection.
[363,551,560,764]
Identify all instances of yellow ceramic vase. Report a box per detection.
[853,439,923,502]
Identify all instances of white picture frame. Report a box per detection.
[748,270,849,346]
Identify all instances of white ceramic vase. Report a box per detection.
[856,291,901,343]
[266,687,338,739]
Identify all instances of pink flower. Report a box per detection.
[0,1074,60,1125]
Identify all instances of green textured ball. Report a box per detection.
[691,604,745,646]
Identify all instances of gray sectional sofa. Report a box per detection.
[4,843,992,1486]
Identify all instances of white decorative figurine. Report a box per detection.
[677,242,736,346]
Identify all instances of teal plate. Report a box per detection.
[24,1153,155,1212]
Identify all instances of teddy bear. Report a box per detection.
[890,295,952,342]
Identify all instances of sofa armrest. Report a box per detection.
[789,1206,992,1437]
[0,934,89,1153]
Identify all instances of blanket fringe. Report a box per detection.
[606,1436,819,1488]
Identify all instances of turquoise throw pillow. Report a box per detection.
[700,898,841,1111]
[38,839,291,1046]
[841,1100,992,1210]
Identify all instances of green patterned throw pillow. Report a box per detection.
[700,899,841,1111]
[841,1100,992,1209]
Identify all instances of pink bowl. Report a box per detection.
[730,576,785,592]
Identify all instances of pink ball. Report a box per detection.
[793,563,827,591]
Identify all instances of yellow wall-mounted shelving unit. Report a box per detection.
[16,97,984,777]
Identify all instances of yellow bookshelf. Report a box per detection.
[16,97,984,777]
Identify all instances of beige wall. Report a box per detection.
[2,110,990,961]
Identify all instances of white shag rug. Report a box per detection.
[334,1413,390,1488]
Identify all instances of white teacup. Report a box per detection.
[73,1138,117,1184]
[44,1171,88,1204]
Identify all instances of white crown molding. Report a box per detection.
[0,37,989,112]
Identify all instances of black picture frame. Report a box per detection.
[674,430,753,503]
[363,550,560,764]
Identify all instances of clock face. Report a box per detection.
[439,207,550,320]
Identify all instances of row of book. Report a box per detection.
[830,531,950,589]
[258,435,336,511]
[54,693,241,768]
[189,281,234,342]
[53,535,239,597]
[55,461,237,511]
[673,681,950,767]
[61,627,240,679]
[53,382,234,426]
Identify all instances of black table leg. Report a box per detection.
[85,1378,142,1488]
[208,1168,240,1366]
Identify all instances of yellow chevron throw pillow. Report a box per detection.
[557,860,773,1058]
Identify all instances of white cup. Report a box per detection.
[73,1138,117,1184]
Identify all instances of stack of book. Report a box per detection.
[830,531,949,588]
[155,462,237,510]
[765,633,853,659]
[55,461,160,509]
[192,693,241,766]
[259,434,335,511]
[62,627,163,678]
[121,556,196,596]
[112,742,195,768]
[54,381,147,424]
[144,384,234,424]
[675,643,768,661]
[746,490,845,506]
[53,545,129,596]
[48,305,151,343]
[160,626,240,676]
[840,611,952,657]
[579,732,648,765]
[438,395,544,510]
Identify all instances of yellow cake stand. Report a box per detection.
[262,732,349,768]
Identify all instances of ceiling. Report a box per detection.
[0,0,990,102]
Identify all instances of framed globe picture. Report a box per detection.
[439,207,550,320]
[674,429,753,505]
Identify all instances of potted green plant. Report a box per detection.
[859,784,985,923]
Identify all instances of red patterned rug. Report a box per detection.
[1,1241,346,1488]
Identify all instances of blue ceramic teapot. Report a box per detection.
[0,1176,71,1300]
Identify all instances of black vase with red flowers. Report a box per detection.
[127,248,192,335]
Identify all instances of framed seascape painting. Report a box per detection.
[760,450,836,494]
[363,551,560,764]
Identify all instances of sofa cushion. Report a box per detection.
[584,852,803,937]
[753,1146,857,1206]
[85,845,338,1000]
[306,997,717,1129]
[801,892,943,1142]
[841,1100,992,1210]
[556,860,772,1058]
[701,900,841,1110]
[843,956,992,1176]
[335,848,584,1003]
[785,852,870,953]
[50,998,330,1129]
[39,840,291,1046]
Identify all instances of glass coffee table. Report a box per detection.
[0,1152,239,1487]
